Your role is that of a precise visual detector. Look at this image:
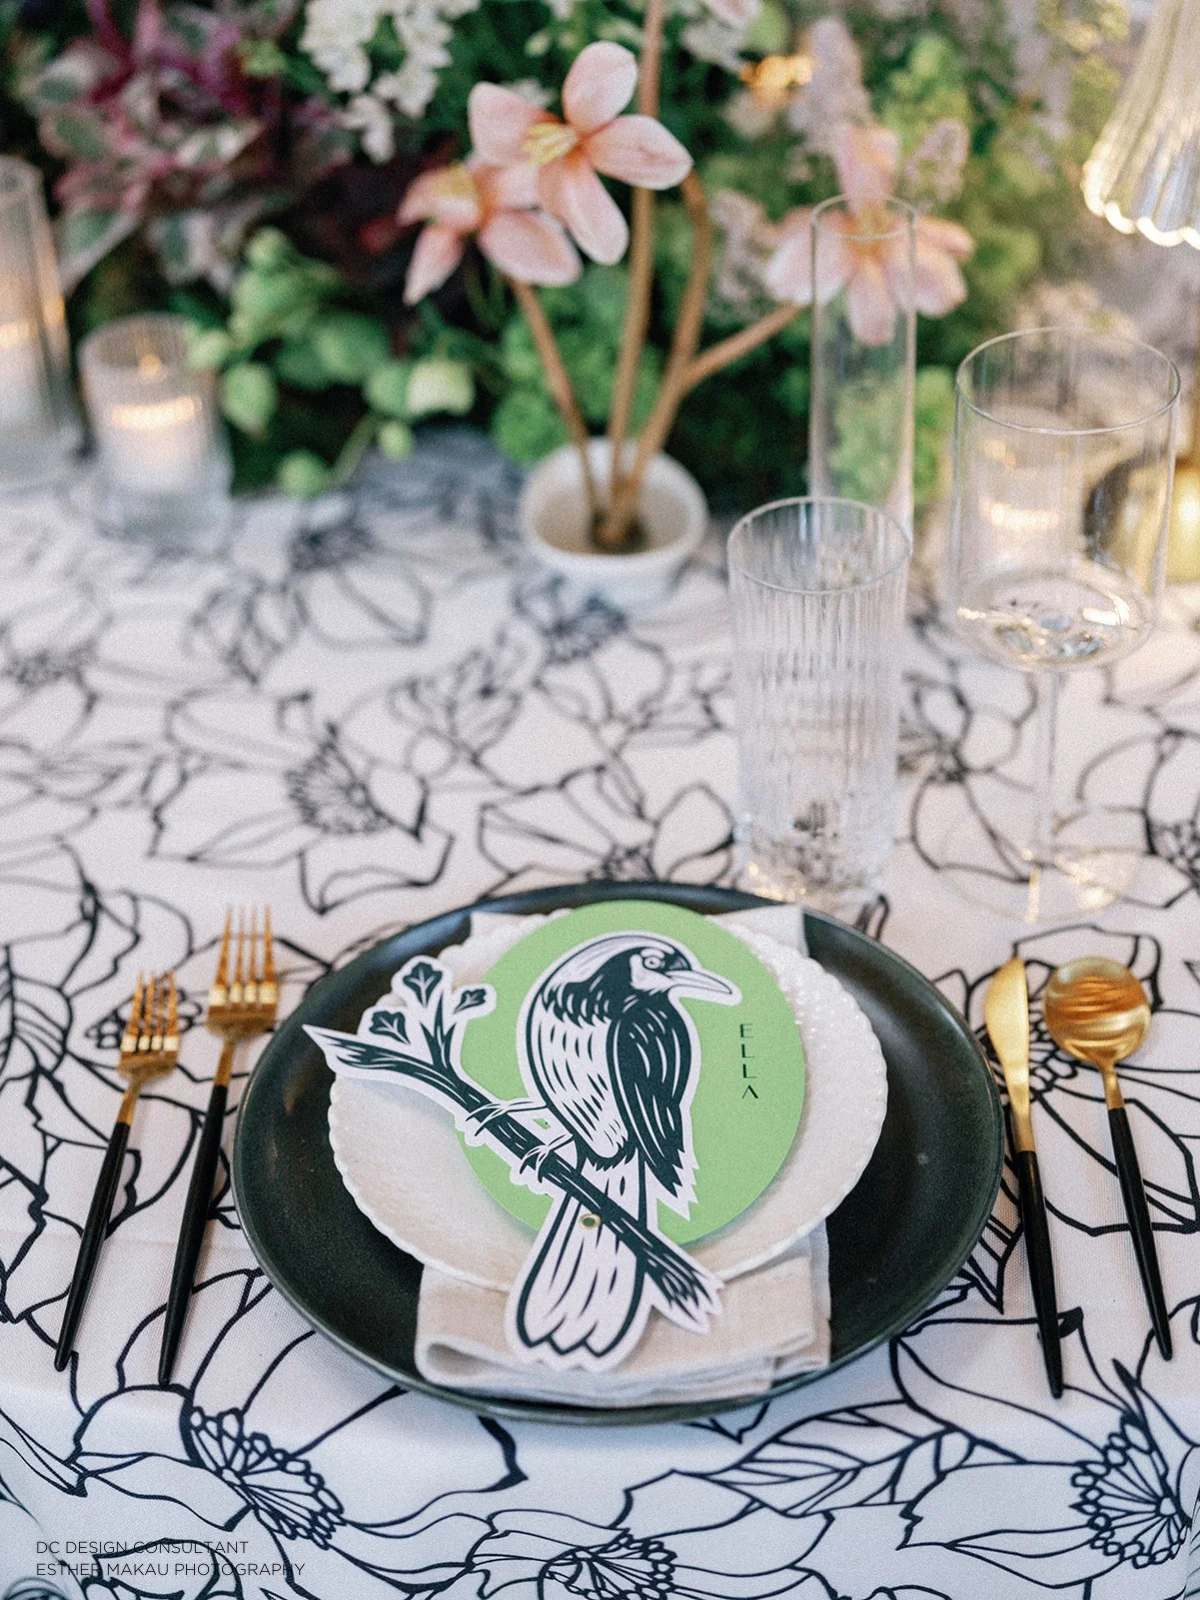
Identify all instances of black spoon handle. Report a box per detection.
[1108,1105,1172,1359]
[159,1081,228,1386]
[1014,1147,1063,1398]
[54,1119,131,1371]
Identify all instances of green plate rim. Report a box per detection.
[232,883,1004,1426]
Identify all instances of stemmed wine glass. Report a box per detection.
[945,327,1180,923]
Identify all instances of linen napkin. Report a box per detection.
[413,902,833,1406]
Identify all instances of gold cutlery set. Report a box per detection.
[55,911,277,1379]
[985,955,1169,1399]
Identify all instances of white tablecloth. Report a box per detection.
[2,434,1199,1600]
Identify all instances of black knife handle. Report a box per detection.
[159,1081,228,1386]
[1014,1147,1063,1398]
[1108,1105,1172,1360]
[54,1119,131,1371]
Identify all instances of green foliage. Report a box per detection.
[406,357,475,418]
[366,360,414,417]
[187,329,236,370]
[493,387,569,465]
[183,228,475,493]
[220,362,278,436]
[273,337,330,391]
[914,366,955,510]
[379,419,415,459]
[827,372,909,508]
[878,32,972,155]
[311,311,392,384]
[6,0,1119,508]
[277,449,333,497]
[490,265,660,463]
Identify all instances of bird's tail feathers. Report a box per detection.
[512,1156,648,1369]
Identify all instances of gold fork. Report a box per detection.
[159,910,277,1384]
[55,973,180,1371]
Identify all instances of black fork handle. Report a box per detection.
[159,1080,229,1385]
[55,1119,131,1371]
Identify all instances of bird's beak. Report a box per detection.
[666,969,736,1000]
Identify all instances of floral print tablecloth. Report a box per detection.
[2,434,1200,1600]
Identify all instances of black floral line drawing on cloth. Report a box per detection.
[1080,726,1200,909]
[1,438,1199,1598]
[149,692,453,915]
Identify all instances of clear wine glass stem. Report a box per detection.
[946,328,1178,923]
[1031,669,1061,867]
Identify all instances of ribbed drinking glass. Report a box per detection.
[728,497,911,910]
[1082,0,1200,247]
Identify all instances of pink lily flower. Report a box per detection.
[399,157,581,303]
[467,42,692,266]
[764,121,974,345]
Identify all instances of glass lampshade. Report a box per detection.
[1082,0,1200,249]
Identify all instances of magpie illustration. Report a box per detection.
[510,932,739,1369]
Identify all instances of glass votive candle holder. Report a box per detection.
[81,314,231,541]
[0,157,80,489]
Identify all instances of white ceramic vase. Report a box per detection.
[519,437,708,608]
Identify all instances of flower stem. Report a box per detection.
[606,0,667,504]
[607,190,656,499]
[597,297,801,547]
[637,0,666,117]
[508,276,599,521]
[682,303,802,393]
[595,171,716,549]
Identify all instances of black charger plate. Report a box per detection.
[232,883,1004,1426]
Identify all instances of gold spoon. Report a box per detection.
[1043,957,1170,1359]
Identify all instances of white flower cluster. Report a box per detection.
[785,17,871,154]
[680,16,747,74]
[709,189,777,308]
[303,0,755,164]
[301,0,480,160]
[1014,280,1139,342]
[901,117,970,204]
[670,0,757,74]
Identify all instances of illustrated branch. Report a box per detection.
[308,1024,721,1319]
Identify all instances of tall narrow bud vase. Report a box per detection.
[808,197,916,533]
[0,157,80,489]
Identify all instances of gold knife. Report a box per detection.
[985,957,1063,1398]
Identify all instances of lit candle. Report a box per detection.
[81,315,230,538]
[0,304,47,429]
[102,355,212,495]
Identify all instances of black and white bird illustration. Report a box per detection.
[509,931,739,1369]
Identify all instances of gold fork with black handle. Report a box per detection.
[55,973,179,1371]
[158,911,277,1385]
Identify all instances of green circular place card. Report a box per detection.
[458,900,805,1245]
